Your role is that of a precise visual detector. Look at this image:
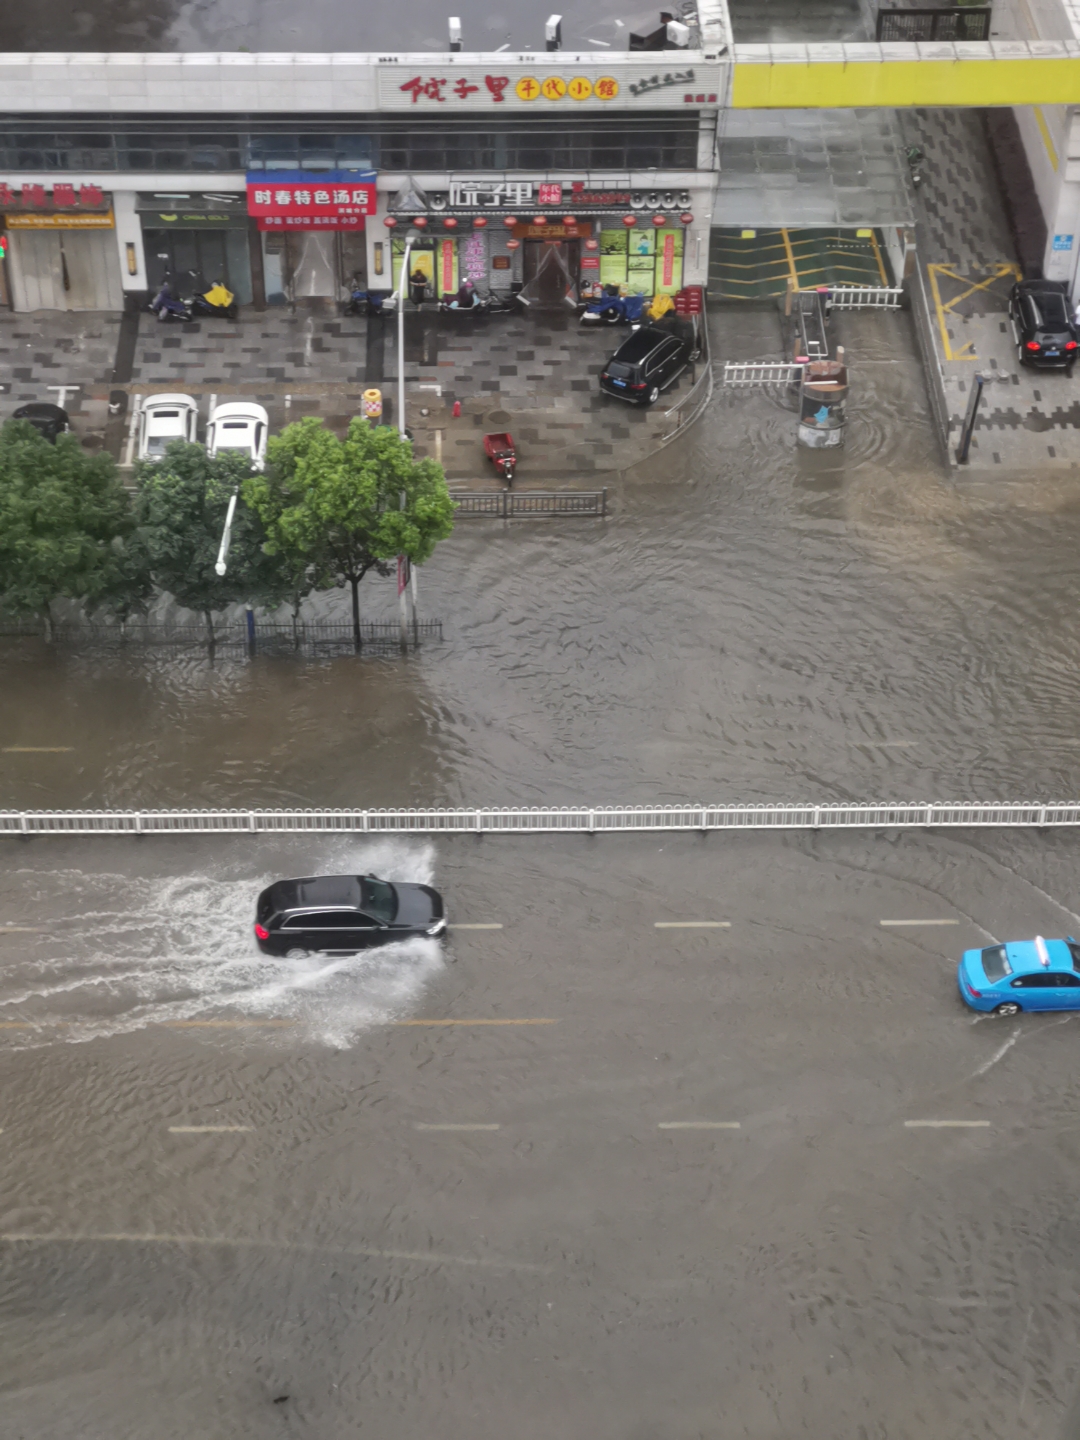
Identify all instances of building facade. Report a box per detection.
[0,46,728,311]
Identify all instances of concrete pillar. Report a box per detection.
[112,189,146,293]
[1040,108,1080,298]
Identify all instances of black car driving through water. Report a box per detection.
[599,325,691,405]
[1009,278,1079,370]
[254,873,446,955]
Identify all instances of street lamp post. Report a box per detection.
[394,228,421,439]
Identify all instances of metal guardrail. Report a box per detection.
[5,802,1080,837]
[0,620,444,650]
[452,490,607,517]
[825,286,904,310]
[876,6,991,41]
[723,362,804,387]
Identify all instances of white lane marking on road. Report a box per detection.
[167,1125,253,1133]
[391,1018,557,1026]
[0,927,48,934]
[849,739,918,747]
[904,1120,991,1128]
[414,1123,501,1131]
[447,923,504,930]
[880,919,959,927]
[0,1232,542,1272]
[972,1028,1021,1077]
[2,747,74,753]
[657,1121,741,1130]
[654,921,731,929]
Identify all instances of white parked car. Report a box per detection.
[138,393,198,461]
[206,401,269,471]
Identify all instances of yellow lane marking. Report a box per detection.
[655,921,730,929]
[781,227,799,286]
[391,1018,558,1026]
[164,1019,296,1028]
[168,1125,252,1133]
[0,927,48,933]
[0,1232,544,1271]
[926,263,1020,361]
[2,747,74,753]
[868,229,888,285]
[904,1120,990,1128]
[658,1121,741,1130]
[1035,105,1059,171]
[414,1123,500,1131]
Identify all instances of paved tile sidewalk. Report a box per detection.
[0,304,701,480]
[901,108,1080,475]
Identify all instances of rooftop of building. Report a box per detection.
[0,0,715,54]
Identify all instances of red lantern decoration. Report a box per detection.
[473,216,488,228]
[679,212,694,225]
[503,215,518,228]
[506,238,521,250]
[413,216,428,228]
[443,216,458,228]
[621,214,636,227]
[383,216,398,228]
[584,238,599,250]
[651,214,666,227]
[562,215,577,227]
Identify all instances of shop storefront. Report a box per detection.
[380,174,700,304]
[247,170,375,304]
[137,192,254,303]
[1,182,122,312]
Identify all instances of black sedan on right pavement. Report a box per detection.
[1009,278,1079,370]
[599,326,691,406]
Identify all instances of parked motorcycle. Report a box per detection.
[188,273,238,321]
[581,290,647,326]
[905,144,924,187]
[149,277,191,323]
[344,281,392,317]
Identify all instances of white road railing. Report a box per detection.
[3,803,1080,837]
[824,286,904,310]
[722,362,804,387]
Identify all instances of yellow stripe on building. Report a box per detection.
[732,56,1080,109]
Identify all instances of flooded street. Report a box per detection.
[6,307,1080,1437]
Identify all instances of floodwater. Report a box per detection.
[7,307,1080,1438]
[4,310,1080,813]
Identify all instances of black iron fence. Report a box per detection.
[876,6,992,40]
[453,490,608,518]
[0,619,444,655]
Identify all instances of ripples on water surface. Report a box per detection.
[3,311,1080,808]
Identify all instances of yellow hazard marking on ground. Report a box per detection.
[926,262,1020,361]
[781,228,798,287]
[868,230,889,285]
[1035,106,1059,172]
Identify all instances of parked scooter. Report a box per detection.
[344,280,392,317]
[905,144,924,187]
[439,279,489,316]
[188,272,238,320]
[581,289,647,326]
[149,276,191,323]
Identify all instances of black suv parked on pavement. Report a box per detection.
[254,873,446,955]
[1009,279,1079,370]
[599,326,691,405]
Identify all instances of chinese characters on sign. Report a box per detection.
[246,172,376,230]
[0,182,106,210]
[448,180,535,208]
[628,69,695,97]
[398,72,620,105]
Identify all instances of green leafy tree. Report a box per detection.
[244,417,455,652]
[0,419,146,638]
[132,442,294,646]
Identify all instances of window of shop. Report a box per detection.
[597,226,684,295]
[0,112,698,175]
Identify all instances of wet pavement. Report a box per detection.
[7,302,1080,1434]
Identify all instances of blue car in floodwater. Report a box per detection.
[958,935,1080,1014]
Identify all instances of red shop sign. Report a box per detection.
[246,172,377,224]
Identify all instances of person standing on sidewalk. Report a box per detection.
[410,267,429,307]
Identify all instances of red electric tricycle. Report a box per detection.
[483,431,516,485]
